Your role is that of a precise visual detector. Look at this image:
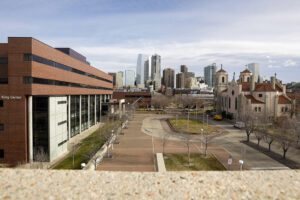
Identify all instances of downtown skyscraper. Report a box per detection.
[151,54,161,91]
[136,54,148,87]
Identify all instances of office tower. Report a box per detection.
[162,68,175,88]
[116,71,124,88]
[247,63,260,82]
[125,70,135,87]
[151,54,161,91]
[176,73,185,88]
[136,54,148,87]
[204,63,217,87]
[0,37,113,164]
[144,59,151,84]
[180,65,188,73]
[108,72,116,88]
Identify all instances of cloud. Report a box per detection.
[283,60,297,67]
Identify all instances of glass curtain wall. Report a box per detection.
[90,95,95,126]
[96,95,101,122]
[70,96,80,137]
[32,96,49,161]
[81,95,88,131]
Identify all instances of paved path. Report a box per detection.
[97,114,156,172]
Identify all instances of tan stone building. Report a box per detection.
[215,67,294,121]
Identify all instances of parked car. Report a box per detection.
[213,114,223,121]
[234,121,245,129]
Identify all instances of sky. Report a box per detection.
[1,0,300,83]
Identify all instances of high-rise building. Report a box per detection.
[144,59,151,84]
[180,65,188,73]
[151,54,161,91]
[204,63,217,87]
[136,54,148,87]
[116,71,123,88]
[125,70,135,87]
[109,72,116,88]
[247,63,260,82]
[175,65,195,89]
[176,73,185,88]
[162,68,175,88]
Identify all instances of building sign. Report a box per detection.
[1,95,22,100]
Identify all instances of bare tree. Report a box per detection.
[254,128,264,147]
[263,132,275,151]
[33,147,49,169]
[182,133,192,166]
[241,113,255,142]
[276,117,297,159]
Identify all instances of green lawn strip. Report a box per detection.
[164,153,226,171]
[168,118,219,134]
[53,120,122,169]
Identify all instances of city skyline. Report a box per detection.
[1,0,300,83]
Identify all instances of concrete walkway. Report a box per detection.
[97,114,156,172]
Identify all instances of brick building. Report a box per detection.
[0,37,113,164]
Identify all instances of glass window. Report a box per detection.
[0,100,3,107]
[0,149,4,158]
[23,53,112,83]
[57,101,67,104]
[259,94,263,97]
[90,95,95,126]
[32,96,49,162]
[0,124,4,131]
[70,96,80,137]
[0,57,8,64]
[81,95,89,131]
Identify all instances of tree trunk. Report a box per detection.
[257,139,260,147]
[205,142,208,157]
[268,142,272,151]
[283,148,288,159]
[246,133,250,142]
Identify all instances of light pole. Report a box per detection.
[206,114,208,127]
[200,128,204,149]
[187,110,190,130]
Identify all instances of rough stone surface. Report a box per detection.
[0,169,299,199]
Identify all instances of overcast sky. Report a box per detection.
[1,0,300,82]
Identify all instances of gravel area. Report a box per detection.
[1,169,299,199]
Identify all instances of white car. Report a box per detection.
[234,122,245,129]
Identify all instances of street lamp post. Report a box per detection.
[207,114,208,127]
[187,111,190,130]
[200,128,204,149]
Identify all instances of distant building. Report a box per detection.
[136,54,148,87]
[176,73,185,88]
[116,71,123,88]
[109,72,117,89]
[247,63,260,83]
[180,65,188,73]
[176,65,195,89]
[113,91,151,108]
[151,54,161,91]
[125,70,135,87]
[215,67,294,120]
[144,58,151,84]
[162,68,175,88]
[204,63,217,88]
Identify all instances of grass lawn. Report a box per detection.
[164,153,226,171]
[168,118,219,134]
[53,120,122,170]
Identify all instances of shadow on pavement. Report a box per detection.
[242,141,300,169]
